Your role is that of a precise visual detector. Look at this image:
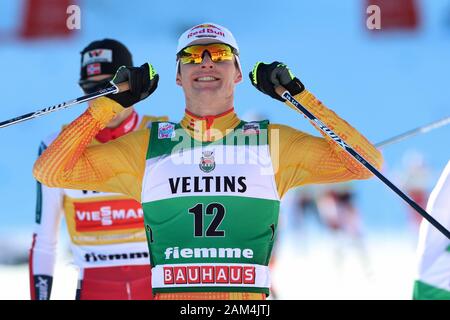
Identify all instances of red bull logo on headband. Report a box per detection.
[187,24,225,39]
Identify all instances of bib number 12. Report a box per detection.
[188,203,225,237]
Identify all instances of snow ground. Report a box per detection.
[0,229,418,300]
[271,230,417,300]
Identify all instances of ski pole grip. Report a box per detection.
[275,86,288,99]
[116,81,130,93]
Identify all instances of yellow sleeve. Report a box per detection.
[33,97,149,201]
[270,89,383,198]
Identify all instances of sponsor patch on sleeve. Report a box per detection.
[242,122,260,135]
[158,122,176,139]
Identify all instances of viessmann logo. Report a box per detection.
[74,199,144,232]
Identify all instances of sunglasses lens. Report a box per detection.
[179,44,234,65]
[179,48,202,64]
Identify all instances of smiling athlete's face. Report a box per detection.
[176,47,242,114]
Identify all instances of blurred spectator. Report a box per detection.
[294,186,320,228]
[316,182,372,276]
[399,150,431,229]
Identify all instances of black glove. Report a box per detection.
[108,63,159,108]
[249,61,305,102]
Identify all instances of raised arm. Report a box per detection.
[270,89,383,197]
[33,98,150,200]
[250,61,382,198]
[34,63,159,201]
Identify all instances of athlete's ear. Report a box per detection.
[234,68,242,84]
[176,63,182,86]
[176,72,182,86]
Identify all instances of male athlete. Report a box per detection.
[30,39,167,300]
[34,23,383,300]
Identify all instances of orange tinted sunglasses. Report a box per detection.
[177,43,236,65]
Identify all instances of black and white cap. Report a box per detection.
[79,38,133,81]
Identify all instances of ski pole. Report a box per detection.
[0,82,129,129]
[275,87,450,240]
[375,116,450,148]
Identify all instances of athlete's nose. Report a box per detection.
[200,51,214,69]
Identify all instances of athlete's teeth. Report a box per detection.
[197,77,216,81]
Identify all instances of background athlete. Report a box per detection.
[413,160,450,299]
[29,39,167,300]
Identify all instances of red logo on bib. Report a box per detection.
[163,265,255,285]
[74,199,144,232]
